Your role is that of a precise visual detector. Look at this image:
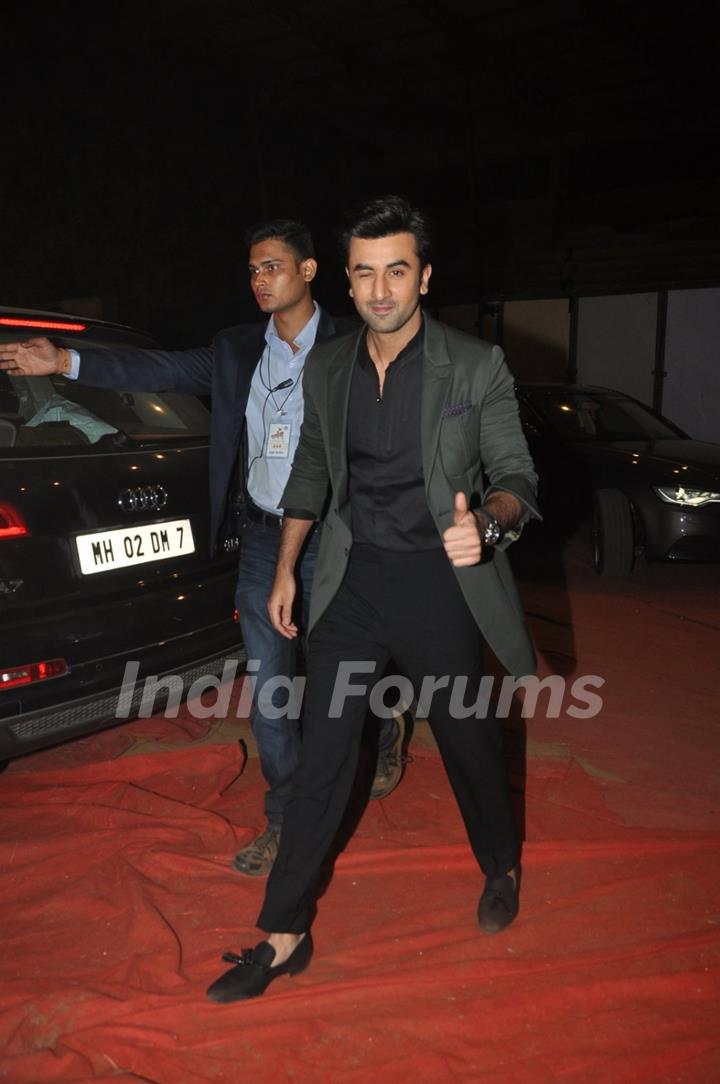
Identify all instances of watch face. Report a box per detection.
[483,516,502,545]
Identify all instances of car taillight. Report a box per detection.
[0,317,86,332]
[233,607,239,624]
[0,658,69,690]
[0,503,30,539]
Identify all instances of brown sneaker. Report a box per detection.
[232,824,281,877]
[370,712,407,800]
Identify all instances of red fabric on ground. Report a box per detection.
[1,552,718,1081]
[1,742,718,1083]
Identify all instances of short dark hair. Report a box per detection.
[244,218,315,262]
[336,195,433,267]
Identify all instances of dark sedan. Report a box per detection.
[515,383,720,576]
[0,307,243,759]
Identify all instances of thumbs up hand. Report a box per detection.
[453,491,469,524]
[442,492,483,567]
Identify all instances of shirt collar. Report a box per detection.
[358,317,424,369]
[265,301,320,350]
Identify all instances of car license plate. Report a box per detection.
[75,519,195,575]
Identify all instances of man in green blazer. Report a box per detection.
[207,195,540,1003]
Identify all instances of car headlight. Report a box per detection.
[654,486,720,507]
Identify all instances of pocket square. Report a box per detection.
[441,401,472,418]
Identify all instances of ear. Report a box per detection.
[300,258,318,282]
[419,263,432,296]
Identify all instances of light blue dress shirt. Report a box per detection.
[245,303,321,514]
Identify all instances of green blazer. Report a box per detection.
[281,315,540,678]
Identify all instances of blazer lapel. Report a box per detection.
[421,315,454,487]
[326,324,365,505]
[315,305,337,343]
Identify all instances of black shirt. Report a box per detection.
[347,324,442,551]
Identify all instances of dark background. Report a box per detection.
[3,0,719,345]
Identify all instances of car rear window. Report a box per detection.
[0,315,212,450]
[0,371,210,450]
[527,392,683,441]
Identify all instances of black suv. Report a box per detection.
[0,307,242,758]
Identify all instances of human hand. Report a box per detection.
[267,570,299,639]
[0,337,68,376]
[442,492,483,567]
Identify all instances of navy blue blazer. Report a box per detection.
[78,307,345,553]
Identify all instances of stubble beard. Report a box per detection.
[362,296,421,335]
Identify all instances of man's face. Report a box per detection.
[248,238,315,315]
[346,233,431,335]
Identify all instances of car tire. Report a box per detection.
[593,489,635,576]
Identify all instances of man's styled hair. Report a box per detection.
[336,195,433,267]
[244,218,315,262]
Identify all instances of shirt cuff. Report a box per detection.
[484,482,542,548]
[281,508,317,521]
[485,476,541,522]
[67,349,81,380]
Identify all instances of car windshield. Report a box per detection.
[526,392,684,442]
[0,371,210,450]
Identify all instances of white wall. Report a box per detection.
[663,288,720,442]
[437,303,481,336]
[503,299,569,382]
[576,293,657,404]
[438,291,718,444]
[438,300,569,381]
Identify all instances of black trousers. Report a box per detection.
[257,544,519,933]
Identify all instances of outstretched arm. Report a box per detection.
[0,337,71,376]
[0,336,215,395]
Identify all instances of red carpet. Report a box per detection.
[1,551,718,1082]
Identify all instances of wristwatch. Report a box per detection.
[477,510,503,547]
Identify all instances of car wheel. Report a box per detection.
[593,489,635,576]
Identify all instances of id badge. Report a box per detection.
[266,422,292,458]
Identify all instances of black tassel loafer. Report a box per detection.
[206,933,313,1003]
[477,866,521,934]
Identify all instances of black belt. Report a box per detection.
[244,499,282,529]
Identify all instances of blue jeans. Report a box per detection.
[235,521,397,828]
